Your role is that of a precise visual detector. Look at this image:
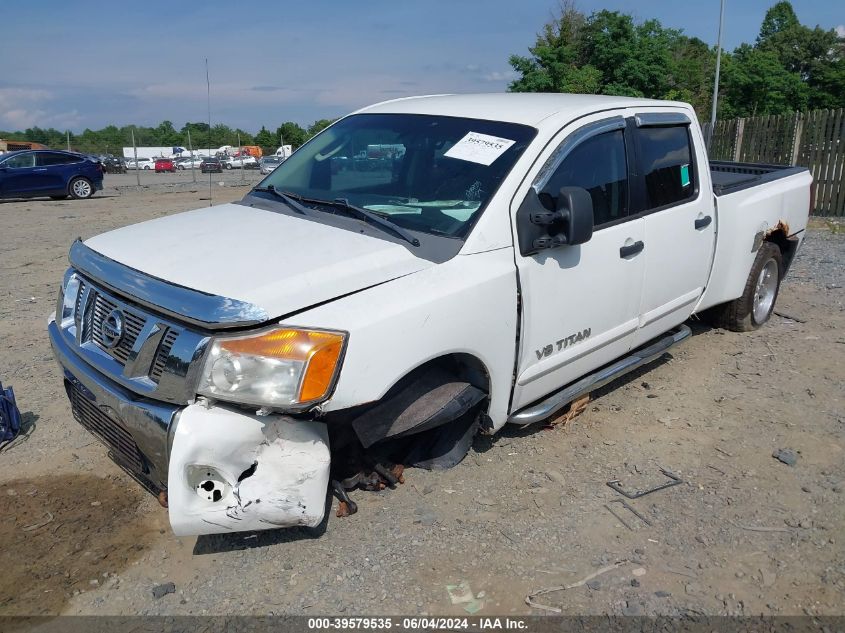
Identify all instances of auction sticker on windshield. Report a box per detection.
[444,131,516,166]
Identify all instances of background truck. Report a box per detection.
[48,93,812,536]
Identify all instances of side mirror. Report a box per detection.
[516,186,594,256]
[556,186,594,246]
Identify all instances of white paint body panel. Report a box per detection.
[504,108,651,409]
[84,203,434,319]
[633,108,716,346]
[694,169,812,312]
[168,403,330,536]
[297,247,518,429]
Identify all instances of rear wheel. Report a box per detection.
[711,242,782,332]
[68,177,94,200]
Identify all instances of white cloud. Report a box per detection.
[0,87,81,130]
[836,25,845,38]
[0,88,52,128]
[482,70,519,83]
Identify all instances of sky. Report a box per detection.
[0,1,841,134]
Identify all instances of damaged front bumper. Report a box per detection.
[168,403,330,535]
[48,317,331,536]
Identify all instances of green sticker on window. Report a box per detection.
[680,163,690,187]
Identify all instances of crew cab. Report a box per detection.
[48,94,812,536]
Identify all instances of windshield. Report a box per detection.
[257,113,536,238]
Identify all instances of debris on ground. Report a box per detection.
[526,561,627,613]
[152,582,176,600]
[0,381,23,451]
[446,580,483,614]
[607,467,683,499]
[772,448,799,466]
[546,394,591,428]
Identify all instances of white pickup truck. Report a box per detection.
[48,94,812,536]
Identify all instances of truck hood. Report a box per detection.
[83,202,434,320]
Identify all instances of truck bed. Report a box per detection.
[710,160,809,196]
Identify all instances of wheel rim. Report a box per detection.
[72,179,91,198]
[752,259,778,323]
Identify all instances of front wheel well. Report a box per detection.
[323,353,492,433]
[379,353,491,413]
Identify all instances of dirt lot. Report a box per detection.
[0,174,843,617]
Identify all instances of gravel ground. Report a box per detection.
[0,181,842,617]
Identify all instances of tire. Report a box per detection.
[710,242,782,332]
[68,177,94,200]
[144,165,151,170]
[225,164,232,170]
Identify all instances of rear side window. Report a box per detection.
[637,126,695,210]
[38,152,82,166]
[543,130,628,227]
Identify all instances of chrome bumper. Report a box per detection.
[48,317,180,491]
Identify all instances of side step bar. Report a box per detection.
[507,324,692,427]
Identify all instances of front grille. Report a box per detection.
[150,329,178,381]
[91,293,144,363]
[65,275,204,404]
[67,381,146,474]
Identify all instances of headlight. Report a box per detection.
[196,326,346,409]
[58,272,81,328]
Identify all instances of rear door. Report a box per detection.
[511,114,646,411]
[629,112,716,346]
[37,152,84,194]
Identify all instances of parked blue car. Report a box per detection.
[0,149,104,200]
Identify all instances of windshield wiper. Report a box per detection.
[283,192,420,247]
[251,185,309,215]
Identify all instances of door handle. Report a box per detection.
[33,168,47,172]
[695,215,712,230]
[619,241,645,258]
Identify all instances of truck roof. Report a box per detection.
[356,93,690,128]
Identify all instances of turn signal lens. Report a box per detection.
[299,337,344,402]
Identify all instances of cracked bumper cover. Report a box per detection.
[49,317,332,536]
[168,404,331,536]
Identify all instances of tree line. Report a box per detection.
[508,1,844,119]
[3,0,841,153]
[0,118,336,157]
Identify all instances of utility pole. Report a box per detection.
[707,0,726,151]
[187,128,196,183]
[238,131,244,183]
[66,130,71,151]
[131,127,140,187]
[206,58,213,207]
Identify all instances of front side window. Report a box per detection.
[2,152,36,169]
[637,126,695,210]
[260,113,536,238]
[543,130,628,227]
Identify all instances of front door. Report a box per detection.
[511,115,646,411]
[0,152,40,196]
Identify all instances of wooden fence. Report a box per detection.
[703,109,845,216]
